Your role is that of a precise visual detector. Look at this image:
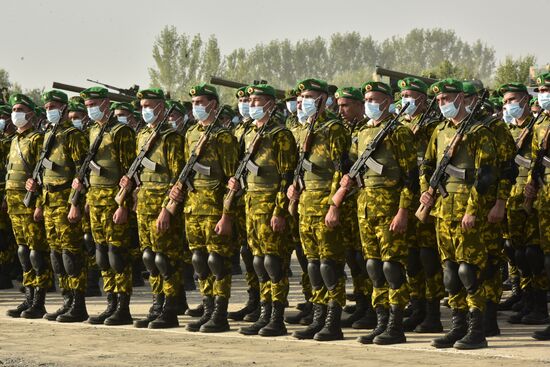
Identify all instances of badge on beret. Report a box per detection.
[399,80,407,88]
[432,86,440,94]
[237,90,245,97]
[298,83,305,91]
[537,77,542,85]
[365,84,373,92]
[136,92,143,99]
[247,87,255,94]
[189,88,196,96]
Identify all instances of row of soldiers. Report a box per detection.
[0,72,550,351]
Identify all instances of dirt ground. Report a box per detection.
[1,261,550,367]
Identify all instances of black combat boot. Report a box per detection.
[341,293,367,328]
[239,301,272,335]
[148,296,179,329]
[403,298,426,332]
[508,289,533,324]
[57,291,89,322]
[21,287,47,319]
[431,308,468,348]
[416,298,443,333]
[85,268,102,297]
[499,277,521,311]
[374,305,406,345]
[228,288,260,321]
[314,301,344,341]
[6,287,34,318]
[484,300,500,337]
[521,289,549,324]
[134,293,165,328]
[186,296,214,332]
[357,306,389,344]
[88,292,118,324]
[186,303,204,317]
[259,301,287,336]
[292,303,327,340]
[454,308,488,349]
[104,293,133,326]
[176,287,189,316]
[352,296,377,329]
[44,289,73,321]
[285,301,312,325]
[200,296,230,333]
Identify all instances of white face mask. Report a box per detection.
[238,102,250,118]
[439,95,461,119]
[297,106,307,124]
[72,119,83,130]
[117,116,128,125]
[87,101,106,122]
[142,105,159,125]
[0,119,6,132]
[364,102,384,120]
[401,97,418,115]
[46,108,62,125]
[11,112,28,128]
[286,100,297,114]
[326,96,334,107]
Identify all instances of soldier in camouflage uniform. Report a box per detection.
[223,84,297,336]
[226,87,261,323]
[169,83,239,333]
[0,104,17,289]
[420,79,497,349]
[286,78,349,341]
[333,87,377,330]
[119,89,185,329]
[4,94,51,318]
[338,81,418,345]
[526,73,550,340]
[27,90,89,323]
[71,87,136,326]
[398,78,446,333]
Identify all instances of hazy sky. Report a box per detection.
[3,0,549,91]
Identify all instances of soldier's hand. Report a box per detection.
[389,208,408,233]
[461,214,476,231]
[33,207,44,222]
[339,174,354,190]
[324,205,340,229]
[25,178,38,192]
[524,182,538,199]
[287,184,300,201]
[119,175,133,191]
[488,199,505,223]
[419,191,435,207]
[169,185,185,203]
[67,204,82,224]
[156,208,171,233]
[215,214,232,237]
[72,178,84,192]
[227,177,240,192]
[113,206,128,225]
[271,215,286,232]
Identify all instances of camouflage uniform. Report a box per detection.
[0,131,17,287]
[531,114,550,255]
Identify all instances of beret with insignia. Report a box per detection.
[9,93,36,110]
[137,88,165,100]
[429,78,464,96]
[361,81,393,97]
[189,83,219,100]
[497,82,528,97]
[284,88,298,101]
[41,90,68,104]
[398,77,428,95]
[235,86,249,99]
[111,102,135,113]
[535,72,550,92]
[296,78,329,93]
[246,84,276,98]
[70,96,85,104]
[462,81,478,96]
[334,86,363,102]
[68,101,86,113]
[80,86,108,100]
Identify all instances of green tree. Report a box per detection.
[493,55,536,86]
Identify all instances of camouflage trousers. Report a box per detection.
[233,205,259,292]
[537,184,550,254]
[288,213,311,301]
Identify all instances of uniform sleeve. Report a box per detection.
[161,133,185,208]
[392,126,419,210]
[494,122,516,201]
[115,127,136,208]
[466,128,497,216]
[216,131,239,215]
[273,129,297,217]
[420,127,439,193]
[327,123,350,207]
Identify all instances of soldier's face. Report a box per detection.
[115,109,131,118]
[12,104,32,114]
[238,97,249,104]
[44,101,64,111]
[364,91,390,107]
[84,98,108,111]
[191,96,217,112]
[464,94,477,110]
[68,111,86,120]
[502,92,528,107]
[401,90,425,104]
[337,98,362,121]
[436,92,463,108]
[249,94,273,109]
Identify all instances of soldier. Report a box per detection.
[72,87,137,325]
[4,94,51,318]
[419,79,497,349]
[337,81,418,345]
[224,84,297,336]
[27,90,89,323]
[119,88,185,329]
[333,86,377,330]
[397,77,446,334]
[168,83,239,333]
[286,78,349,341]
[527,72,550,340]
[284,89,299,130]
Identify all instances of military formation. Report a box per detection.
[1,71,550,351]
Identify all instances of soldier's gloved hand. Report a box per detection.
[33,207,43,222]
[461,214,476,231]
[169,185,185,203]
[488,199,505,223]
[286,184,300,201]
[339,174,354,190]
[67,204,82,223]
[324,205,340,229]
[113,206,128,225]
[227,177,240,192]
[215,214,232,237]
[271,215,286,232]
[389,208,408,233]
[419,191,435,207]
[524,182,537,199]
[25,178,38,192]
[119,175,133,191]
[156,207,171,232]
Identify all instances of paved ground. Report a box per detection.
[1,260,550,367]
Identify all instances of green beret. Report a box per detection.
[535,72,550,91]
[429,78,463,96]
[530,97,539,107]
[182,101,192,111]
[111,102,135,113]
[9,93,36,110]
[68,101,86,113]
[246,84,276,98]
[0,104,11,115]
[189,83,218,100]
[462,82,478,96]
[334,87,363,101]
[398,77,428,95]
[296,78,329,94]
[361,81,393,97]
[489,96,503,109]
[284,89,298,101]
[80,86,108,100]
[42,90,68,105]
[137,88,165,100]
[165,100,186,115]
[328,84,338,95]
[220,104,236,119]
[70,96,85,104]
[497,82,528,97]
[34,106,45,117]
[235,86,249,99]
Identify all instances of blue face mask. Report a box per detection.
[286,100,297,114]
[401,97,417,115]
[440,95,461,119]
[238,102,250,118]
[192,105,210,121]
[301,98,317,117]
[297,106,307,124]
[364,101,384,120]
[249,106,267,121]
[505,101,525,119]
[46,109,62,125]
[502,108,514,124]
[117,116,128,125]
[0,119,6,131]
[538,92,550,111]
[72,119,83,130]
[142,106,159,125]
[326,96,334,107]
[87,103,105,122]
